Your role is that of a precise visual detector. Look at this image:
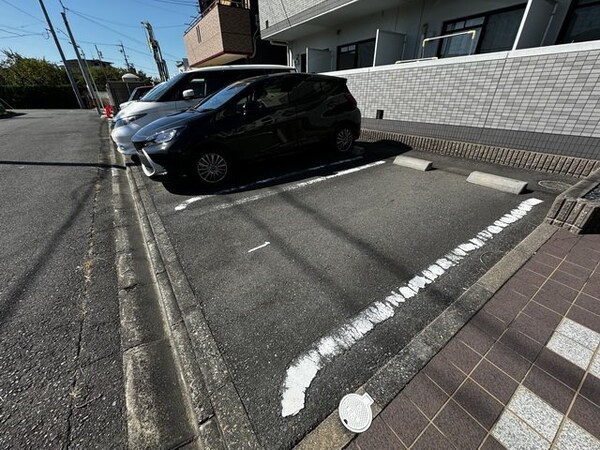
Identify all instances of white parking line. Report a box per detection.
[174,157,363,212]
[248,241,270,253]
[174,160,385,214]
[280,198,544,418]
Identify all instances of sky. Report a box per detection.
[0,0,202,79]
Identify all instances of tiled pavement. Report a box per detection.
[347,229,600,450]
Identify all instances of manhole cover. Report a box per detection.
[339,393,374,433]
[538,180,573,193]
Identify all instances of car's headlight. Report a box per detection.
[114,113,147,128]
[146,127,183,145]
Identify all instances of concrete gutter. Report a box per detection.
[119,151,261,449]
[110,145,202,449]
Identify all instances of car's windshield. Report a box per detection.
[194,81,250,111]
[140,74,184,102]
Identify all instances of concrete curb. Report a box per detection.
[109,145,199,449]
[546,167,600,233]
[294,222,558,450]
[466,171,528,195]
[124,159,262,449]
[392,155,433,171]
[359,128,600,178]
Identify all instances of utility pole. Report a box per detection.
[141,21,169,82]
[95,44,103,61]
[61,10,101,114]
[79,47,104,108]
[118,42,133,71]
[37,0,84,109]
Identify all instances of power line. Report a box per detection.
[60,8,186,31]
[0,27,25,36]
[128,0,197,17]
[0,22,42,32]
[143,0,198,7]
[0,0,46,24]
[66,9,181,61]
[56,36,161,76]
[0,33,45,39]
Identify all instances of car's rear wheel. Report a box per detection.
[191,150,231,186]
[334,125,355,153]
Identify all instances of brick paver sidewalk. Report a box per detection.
[348,229,600,450]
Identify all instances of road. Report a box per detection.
[137,143,575,449]
[0,110,125,449]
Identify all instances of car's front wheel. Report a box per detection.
[191,150,231,186]
[333,125,355,153]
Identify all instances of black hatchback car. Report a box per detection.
[131,72,361,185]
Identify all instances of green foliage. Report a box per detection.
[0,49,152,89]
[0,85,79,109]
[0,49,68,86]
[83,66,152,89]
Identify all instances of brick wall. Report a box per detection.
[332,42,600,161]
[184,4,252,67]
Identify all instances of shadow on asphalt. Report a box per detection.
[0,111,26,120]
[0,160,126,170]
[158,140,411,196]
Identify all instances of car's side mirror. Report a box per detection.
[182,89,195,100]
[243,100,260,115]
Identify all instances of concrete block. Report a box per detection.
[393,155,433,171]
[466,171,528,194]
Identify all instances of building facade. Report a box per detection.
[255,0,600,163]
[183,0,286,68]
[257,0,600,72]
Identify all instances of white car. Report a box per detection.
[118,85,155,111]
[111,65,295,155]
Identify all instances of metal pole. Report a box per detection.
[61,11,101,114]
[119,42,133,71]
[79,47,104,108]
[37,0,84,108]
[142,22,169,81]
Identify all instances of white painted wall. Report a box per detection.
[285,0,531,70]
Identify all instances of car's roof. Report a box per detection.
[236,72,346,85]
[186,64,295,73]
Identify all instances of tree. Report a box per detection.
[0,49,152,89]
[84,66,152,89]
[0,50,68,86]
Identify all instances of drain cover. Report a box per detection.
[339,393,374,433]
[538,180,573,193]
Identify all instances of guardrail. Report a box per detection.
[421,30,477,58]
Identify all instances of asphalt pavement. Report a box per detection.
[136,142,576,449]
[0,110,125,449]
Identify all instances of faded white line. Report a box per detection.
[174,157,362,211]
[111,168,120,177]
[248,241,270,253]
[280,198,544,418]
[176,160,386,217]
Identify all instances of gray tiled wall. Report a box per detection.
[345,49,600,160]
